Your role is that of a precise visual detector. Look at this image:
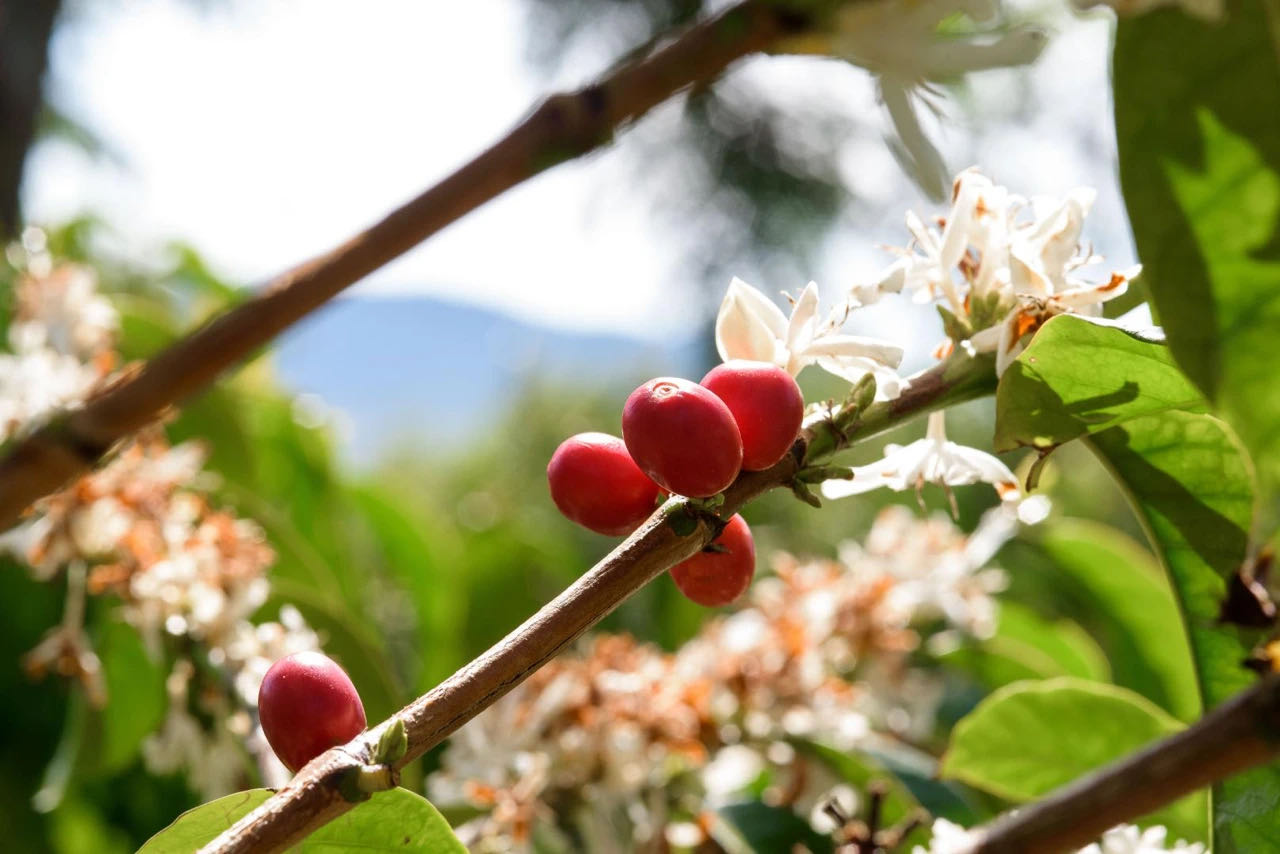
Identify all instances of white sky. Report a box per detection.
[24,0,1134,345]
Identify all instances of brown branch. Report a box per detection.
[197,356,998,853]
[0,0,815,531]
[969,673,1280,853]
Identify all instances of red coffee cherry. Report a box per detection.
[258,651,367,773]
[622,377,744,498]
[547,432,662,535]
[701,360,804,471]
[670,514,756,607]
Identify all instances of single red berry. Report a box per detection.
[670,514,756,607]
[701,360,804,471]
[258,651,367,773]
[622,377,744,498]
[547,432,662,535]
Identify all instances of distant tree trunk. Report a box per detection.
[0,0,62,239]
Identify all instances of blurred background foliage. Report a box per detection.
[0,218,1175,852]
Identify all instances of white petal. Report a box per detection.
[804,334,905,368]
[716,277,789,365]
[821,474,894,499]
[786,282,823,358]
[942,443,1018,492]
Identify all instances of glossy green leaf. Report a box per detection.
[137,789,271,853]
[295,788,466,852]
[1088,412,1277,847]
[993,315,1203,452]
[1115,0,1280,494]
[139,788,465,853]
[941,678,1204,841]
[713,801,834,854]
[1037,520,1199,722]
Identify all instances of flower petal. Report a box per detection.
[716,277,789,365]
[804,334,905,368]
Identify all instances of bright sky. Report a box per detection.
[24,0,1134,345]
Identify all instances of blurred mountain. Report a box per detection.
[274,295,702,464]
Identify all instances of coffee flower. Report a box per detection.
[880,169,1141,373]
[716,277,906,399]
[822,411,1019,503]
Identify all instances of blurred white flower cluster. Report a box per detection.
[430,505,1017,852]
[0,239,117,442]
[916,818,1207,854]
[877,169,1140,375]
[0,239,320,797]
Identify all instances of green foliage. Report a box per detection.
[993,315,1204,453]
[1035,521,1199,722]
[1089,413,1280,848]
[138,788,464,853]
[996,303,1272,845]
[713,801,835,854]
[136,789,271,854]
[940,678,1206,842]
[939,601,1110,689]
[91,618,166,774]
[1115,0,1280,499]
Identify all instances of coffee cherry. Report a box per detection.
[701,360,804,471]
[547,432,662,535]
[258,651,367,773]
[622,377,743,498]
[670,514,756,607]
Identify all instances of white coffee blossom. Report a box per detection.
[716,276,906,398]
[915,821,1208,854]
[881,169,1140,373]
[822,411,1019,503]
[1080,824,1208,854]
[11,263,119,360]
[915,818,981,854]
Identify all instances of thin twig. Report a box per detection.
[0,0,815,530]
[198,356,997,854]
[969,673,1280,853]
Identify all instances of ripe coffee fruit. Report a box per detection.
[547,432,661,535]
[701,360,804,471]
[258,651,367,773]
[670,514,756,607]
[622,377,743,498]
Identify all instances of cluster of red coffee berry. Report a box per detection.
[547,359,804,607]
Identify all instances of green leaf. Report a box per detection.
[137,789,271,853]
[1114,0,1280,494]
[938,601,1111,689]
[296,788,466,852]
[794,739,928,826]
[712,801,834,854]
[139,788,465,853]
[1088,412,1278,847]
[941,678,1205,842]
[993,315,1204,453]
[1036,520,1199,722]
[91,618,166,774]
